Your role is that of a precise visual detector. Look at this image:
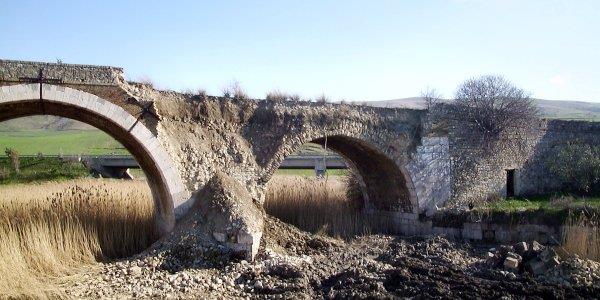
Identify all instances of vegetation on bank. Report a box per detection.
[485,195,600,212]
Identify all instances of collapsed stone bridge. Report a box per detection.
[0,60,452,257]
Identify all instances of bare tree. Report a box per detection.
[447,75,539,144]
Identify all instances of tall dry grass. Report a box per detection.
[561,213,600,261]
[0,179,155,298]
[264,175,371,238]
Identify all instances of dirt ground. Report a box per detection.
[64,217,600,299]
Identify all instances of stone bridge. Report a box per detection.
[0,59,451,258]
[2,59,598,259]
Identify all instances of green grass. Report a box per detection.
[485,195,600,212]
[0,130,128,155]
[0,157,91,184]
[275,168,348,177]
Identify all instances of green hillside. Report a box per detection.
[0,130,128,156]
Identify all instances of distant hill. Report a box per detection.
[0,116,94,132]
[367,98,600,121]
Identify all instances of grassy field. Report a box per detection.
[0,157,91,184]
[484,195,600,213]
[274,168,348,177]
[0,130,128,155]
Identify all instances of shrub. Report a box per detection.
[5,148,20,174]
[546,142,600,195]
[315,94,329,103]
[266,90,290,102]
[222,81,248,99]
[0,167,8,181]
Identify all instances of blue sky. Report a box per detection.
[1,0,599,102]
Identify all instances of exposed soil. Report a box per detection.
[64,217,600,299]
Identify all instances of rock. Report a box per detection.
[253,280,264,290]
[514,242,528,255]
[504,256,520,271]
[539,248,557,263]
[499,245,514,256]
[485,252,500,267]
[529,241,544,254]
[525,258,546,276]
[128,266,142,277]
[506,252,522,262]
[546,256,560,269]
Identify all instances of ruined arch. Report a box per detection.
[0,83,187,235]
[265,133,417,213]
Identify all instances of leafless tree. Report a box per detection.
[446,75,539,145]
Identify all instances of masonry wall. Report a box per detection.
[517,120,600,196]
[448,119,600,205]
[407,136,452,215]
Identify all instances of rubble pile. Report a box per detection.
[63,222,600,299]
[485,240,600,288]
[485,241,557,275]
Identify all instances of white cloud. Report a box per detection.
[549,75,567,86]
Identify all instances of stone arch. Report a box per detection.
[0,83,188,235]
[264,131,417,213]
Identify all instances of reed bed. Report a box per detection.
[561,214,600,261]
[264,175,371,238]
[0,179,155,298]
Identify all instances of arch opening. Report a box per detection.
[310,135,414,212]
[0,84,183,235]
[264,134,416,237]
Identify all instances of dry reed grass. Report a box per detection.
[561,214,600,261]
[264,175,371,238]
[0,179,155,299]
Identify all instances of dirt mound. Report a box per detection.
[260,216,342,256]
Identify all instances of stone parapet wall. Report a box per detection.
[0,59,123,86]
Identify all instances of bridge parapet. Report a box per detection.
[0,59,124,86]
